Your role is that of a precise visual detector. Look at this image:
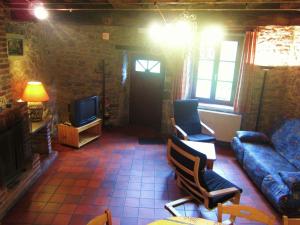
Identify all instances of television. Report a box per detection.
[69,96,100,127]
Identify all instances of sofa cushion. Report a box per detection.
[279,171,300,192]
[243,144,298,187]
[237,131,270,145]
[271,119,300,169]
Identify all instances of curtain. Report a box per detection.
[172,49,193,101]
[233,30,258,113]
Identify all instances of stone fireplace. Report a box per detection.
[0,102,45,219]
[0,103,32,187]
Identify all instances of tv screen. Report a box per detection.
[69,96,99,127]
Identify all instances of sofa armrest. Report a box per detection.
[236,131,271,145]
[279,171,300,192]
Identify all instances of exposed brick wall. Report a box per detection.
[0,3,11,100]
[255,26,300,66]
[241,26,300,134]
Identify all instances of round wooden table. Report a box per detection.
[148,217,223,225]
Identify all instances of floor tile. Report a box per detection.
[0,127,282,225]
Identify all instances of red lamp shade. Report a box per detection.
[22,81,49,102]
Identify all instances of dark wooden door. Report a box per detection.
[130,56,165,129]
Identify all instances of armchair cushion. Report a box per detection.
[171,135,207,171]
[174,100,202,135]
[279,171,300,192]
[188,133,216,142]
[237,131,270,145]
[201,170,242,208]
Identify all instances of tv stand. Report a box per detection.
[57,118,102,148]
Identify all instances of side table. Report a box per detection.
[30,116,52,155]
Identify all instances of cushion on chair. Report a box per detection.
[237,131,270,145]
[173,100,202,135]
[171,135,207,171]
[188,133,216,142]
[279,171,300,192]
[200,170,242,208]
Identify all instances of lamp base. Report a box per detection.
[28,103,43,122]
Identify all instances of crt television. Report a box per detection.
[69,96,100,127]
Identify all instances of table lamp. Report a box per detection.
[22,81,49,122]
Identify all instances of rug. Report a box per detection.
[138,137,166,145]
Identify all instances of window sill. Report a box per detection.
[198,103,236,114]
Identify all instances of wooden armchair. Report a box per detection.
[218,204,275,225]
[283,216,300,225]
[87,209,112,225]
[172,100,215,142]
[165,136,242,217]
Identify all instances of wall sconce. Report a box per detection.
[22,81,49,122]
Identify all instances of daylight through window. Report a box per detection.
[192,35,243,106]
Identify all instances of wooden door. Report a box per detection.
[130,56,165,129]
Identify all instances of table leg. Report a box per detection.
[207,160,214,170]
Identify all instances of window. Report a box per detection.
[135,60,161,74]
[192,36,243,106]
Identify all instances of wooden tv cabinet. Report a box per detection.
[57,118,102,148]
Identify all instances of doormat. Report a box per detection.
[138,137,166,145]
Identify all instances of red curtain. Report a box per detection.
[234,30,258,113]
[172,51,192,101]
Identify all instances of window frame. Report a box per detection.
[134,59,161,75]
[191,34,244,106]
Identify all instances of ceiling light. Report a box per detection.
[34,4,49,20]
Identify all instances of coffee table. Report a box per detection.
[182,140,216,169]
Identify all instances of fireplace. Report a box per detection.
[0,103,31,187]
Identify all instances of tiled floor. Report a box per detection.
[2,127,282,225]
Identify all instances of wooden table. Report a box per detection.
[182,140,216,170]
[148,217,223,225]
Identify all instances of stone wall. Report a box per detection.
[6,20,176,133]
[0,3,10,101]
[241,26,300,134]
[6,18,300,135]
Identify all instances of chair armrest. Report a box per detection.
[174,125,188,140]
[208,187,240,198]
[200,121,215,136]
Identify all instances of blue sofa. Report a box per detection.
[232,119,300,216]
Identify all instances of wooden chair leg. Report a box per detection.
[228,192,241,224]
[165,196,193,216]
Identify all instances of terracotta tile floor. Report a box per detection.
[2,127,282,225]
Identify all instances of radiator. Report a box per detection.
[198,109,242,142]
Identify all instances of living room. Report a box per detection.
[0,1,300,225]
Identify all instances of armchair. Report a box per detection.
[165,136,242,216]
[172,99,215,142]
